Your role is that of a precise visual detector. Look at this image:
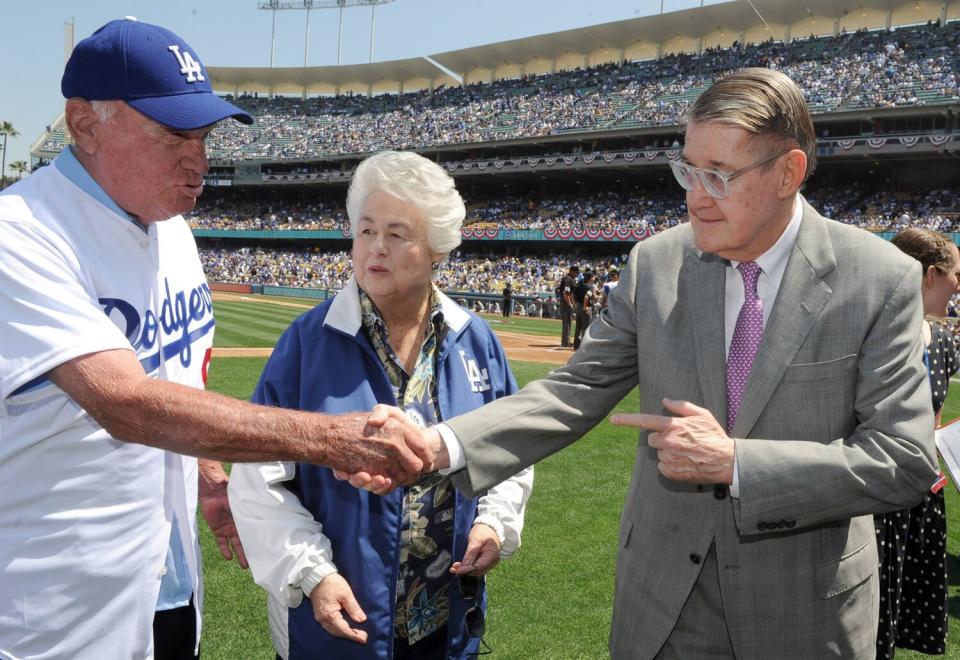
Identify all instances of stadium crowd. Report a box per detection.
[117,20,960,161]
[200,246,621,299]
[199,241,960,324]
[188,185,960,233]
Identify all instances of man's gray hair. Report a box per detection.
[87,99,119,123]
[346,150,465,256]
[687,68,817,180]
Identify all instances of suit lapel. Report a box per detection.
[731,201,837,438]
[685,249,729,428]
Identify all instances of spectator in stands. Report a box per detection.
[39,20,960,160]
[188,181,960,238]
[229,151,533,660]
[874,227,959,659]
[0,18,425,660]
[187,183,958,240]
[601,269,619,309]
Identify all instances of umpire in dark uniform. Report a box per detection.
[558,264,579,347]
[573,270,595,349]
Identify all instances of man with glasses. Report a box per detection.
[375,68,937,658]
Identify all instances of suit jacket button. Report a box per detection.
[786,520,796,528]
[689,553,701,564]
[713,486,728,500]
[697,484,705,492]
[777,520,787,529]
[757,522,767,531]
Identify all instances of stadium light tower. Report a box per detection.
[257,0,395,67]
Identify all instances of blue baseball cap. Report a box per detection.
[61,17,253,130]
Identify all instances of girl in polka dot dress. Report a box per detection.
[875,228,960,659]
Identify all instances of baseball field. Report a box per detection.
[199,293,960,659]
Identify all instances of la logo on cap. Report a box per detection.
[168,45,205,83]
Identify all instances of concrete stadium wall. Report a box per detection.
[838,8,890,32]
[950,0,960,21]
[339,80,373,95]
[371,80,398,95]
[623,43,658,61]
[494,62,524,79]
[588,47,622,67]
[742,23,788,45]
[522,57,554,76]
[661,35,698,57]
[270,81,310,96]
[789,14,838,39]
[554,53,588,73]
[463,67,494,85]
[701,29,740,51]
[890,3,943,26]
[401,76,432,93]
[305,82,339,95]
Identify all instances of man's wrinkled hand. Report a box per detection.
[198,481,249,569]
[322,405,428,487]
[335,422,446,494]
[309,573,368,644]
[611,398,735,484]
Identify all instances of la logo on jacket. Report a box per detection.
[459,350,490,393]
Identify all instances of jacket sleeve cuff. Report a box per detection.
[299,563,339,600]
[434,423,466,473]
[472,514,506,547]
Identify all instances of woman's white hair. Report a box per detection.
[346,150,465,256]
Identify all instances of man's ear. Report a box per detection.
[64,99,100,157]
[778,149,807,200]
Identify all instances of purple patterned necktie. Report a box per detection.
[726,261,763,432]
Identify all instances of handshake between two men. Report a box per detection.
[337,397,739,492]
[332,404,449,493]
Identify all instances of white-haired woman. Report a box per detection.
[229,151,534,660]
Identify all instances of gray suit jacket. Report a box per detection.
[447,201,937,659]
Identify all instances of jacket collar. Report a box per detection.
[325,276,471,337]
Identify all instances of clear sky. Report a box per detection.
[0,0,723,169]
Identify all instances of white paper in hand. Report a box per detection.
[934,417,960,493]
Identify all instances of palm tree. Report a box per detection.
[0,121,20,189]
[9,160,29,181]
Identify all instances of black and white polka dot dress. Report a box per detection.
[875,322,956,658]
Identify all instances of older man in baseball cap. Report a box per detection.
[0,18,427,660]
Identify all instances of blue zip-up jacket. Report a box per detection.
[251,279,518,660]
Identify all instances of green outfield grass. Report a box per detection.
[211,294,566,345]
[479,313,563,339]
[212,299,313,348]
[200,294,960,659]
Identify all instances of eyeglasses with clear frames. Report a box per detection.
[669,148,792,200]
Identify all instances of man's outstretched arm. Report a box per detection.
[49,348,428,483]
